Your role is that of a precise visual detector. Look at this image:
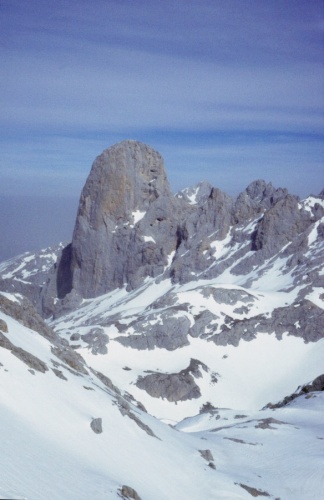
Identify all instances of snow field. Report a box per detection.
[1,313,237,499]
[81,332,324,423]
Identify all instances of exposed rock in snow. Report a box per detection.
[119,485,142,500]
[81,328,109,355]
[264,373,324,409]
[0,293,56,341]
[0,330,48,373]
[0,243,64,310]
[136,359,207,402]
[90,417,103,434]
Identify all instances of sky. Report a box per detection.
[1,0,324,260]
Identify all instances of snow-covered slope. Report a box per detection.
[0,291,323,500]
[0,243,64,311]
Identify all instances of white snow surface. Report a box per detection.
[132,210,146,224]
[178,185,201,205]
[300,196,324,213]
[1,307,323,500]
[143,235,155,243]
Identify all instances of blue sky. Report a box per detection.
[0,0,323,258]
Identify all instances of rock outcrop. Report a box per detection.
[264,374,324,409]
[136,359,208,402]
[65,140,180,299]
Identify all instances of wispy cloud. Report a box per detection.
[1,0,323,199]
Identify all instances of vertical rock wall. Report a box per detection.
[68,140,179,298]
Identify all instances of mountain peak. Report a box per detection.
[78,140,171,226]
[61,141,177,298]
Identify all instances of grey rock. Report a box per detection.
[305,374,324,392]
[169,187,234,285]
[81,328,109,355]
[270,299,324,343]
[200,402,217,413]
[233,180,288,226]
[70,333,81,341]
[67,140,179,298]
[252,194,310,255]
[52,368,68,380]
[202,287,254,305]
[189,310,218,338]
[208,313,266,347]
[199,449,215,463]
[0,331,48,373]
[0,244,64,311]
[51,345,88,375]
[136,371,200,402]
[136,359,207,402]
[40,250,83,319]
[237,483,271,497]
[317,222,324,239]
[1,141,322,366]
[119,485,142,500]
[90,417,103,434]
[175,180,213,205]
[0,318,8,333]
[56,243,73,299]
[53,289,83,319]
[116,311,191,350]
[265,374,324,409]
[115,395,158,438]
[0,294,57,342]
[209,298,324,347]
[90,368,121,395]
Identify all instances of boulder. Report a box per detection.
[90,417,103,434]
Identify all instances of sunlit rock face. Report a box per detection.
[68,140,179,298]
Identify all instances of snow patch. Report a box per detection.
[132,210,146,224]
[143,236,156,243]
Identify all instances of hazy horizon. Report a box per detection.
[1,170,323,262]
[0,195,79,262]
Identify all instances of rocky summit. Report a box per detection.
[0,140,323,500]
[69,140,176,297]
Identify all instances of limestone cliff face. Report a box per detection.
[76,139,169,227]
[68,140,179,298]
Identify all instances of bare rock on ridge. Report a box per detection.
[252,194,310,255]
[233,179,288,223]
